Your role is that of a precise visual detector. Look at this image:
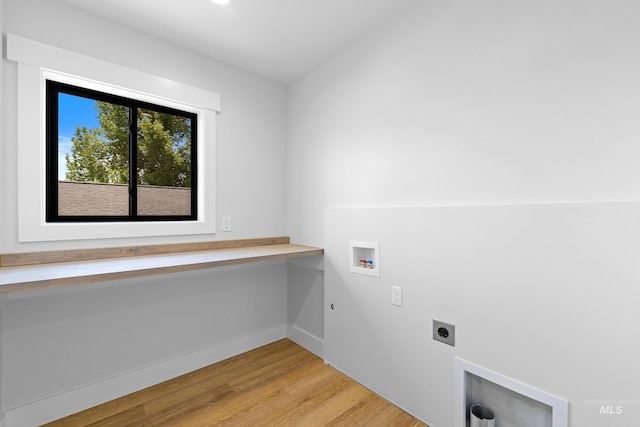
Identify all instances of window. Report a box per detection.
[46,81,197,222]
[7,33,220,242]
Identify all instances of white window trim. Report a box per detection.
[7,34,220,242]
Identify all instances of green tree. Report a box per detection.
[136,108,191,187]
[96,102,129,184]
[65,101,192,187]
[65,126,116,183]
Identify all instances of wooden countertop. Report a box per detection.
[0,238,323,294]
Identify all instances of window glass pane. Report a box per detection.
[57,93,129,216]
[136,107,192,216]
[49,81,197,221]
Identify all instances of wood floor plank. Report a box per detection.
[292,381,373,426]
[84,406,147,427]
[44,339,428,427]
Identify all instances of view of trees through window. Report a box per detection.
[64,98,193,188]
[47,82,197,221]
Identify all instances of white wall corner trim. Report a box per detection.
[287,324,324,358]
[6,33,221,242]
[2,324,287,427]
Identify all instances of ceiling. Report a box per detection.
[61,0,418,84]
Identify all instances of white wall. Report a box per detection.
[287,1,640,426]
[287,0,640,246]
[3,264,287,423]
[1,0,287,253]
[1,0,289,423]
[287,256,324,356]
[324,204,640,427]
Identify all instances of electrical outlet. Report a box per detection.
[222,216,232,232]
[433,319,455,346]
[391,286,403,307]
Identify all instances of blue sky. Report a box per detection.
[58,93,100,180]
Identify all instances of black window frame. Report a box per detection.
[46,80,198,223]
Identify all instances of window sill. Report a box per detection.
[0,238,323,294]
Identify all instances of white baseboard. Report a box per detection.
[3,324,287,427]
[287,324,324,358]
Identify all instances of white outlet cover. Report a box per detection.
[392,286,403,307]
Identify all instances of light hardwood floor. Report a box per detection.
[44,339,428,427]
